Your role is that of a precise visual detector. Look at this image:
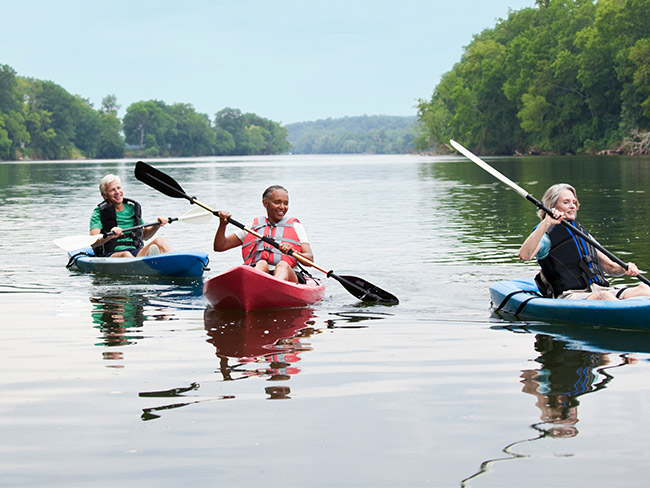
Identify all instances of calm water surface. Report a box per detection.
[2,154,650,487]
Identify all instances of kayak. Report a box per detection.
[67,247,209,278]
[490,278,650,329]
[203,265,325,311]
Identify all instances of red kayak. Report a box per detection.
[203,265,325,311]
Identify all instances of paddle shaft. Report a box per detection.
[134,161,399,303]
[101,218,176,239]
[450,139,650,287]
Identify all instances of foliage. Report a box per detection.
[417,0,650,155]
[0,65,124,160]
[286,115,417,154]
[0,65,290,161]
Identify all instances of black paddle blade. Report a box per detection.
[134,161,190,201]
[331,272,399,305]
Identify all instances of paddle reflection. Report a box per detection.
[462,332,636,486]
[204,307,318,398]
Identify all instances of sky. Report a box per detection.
[3,0,536,125]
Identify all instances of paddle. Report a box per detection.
[134,160,399,304]
[53,204,215,252]
[449,139,650,287]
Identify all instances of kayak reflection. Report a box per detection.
[462,332,635,486]
[204,306,318,397]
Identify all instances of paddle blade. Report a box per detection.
[134,161,190,201]
[54,234,101,252]
[177,203,217,224]
[331,273,399,305]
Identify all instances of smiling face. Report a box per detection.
[553,189,579,220]
[263,189,289,223]
[102,179,124,208]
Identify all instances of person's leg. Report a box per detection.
[619,283,650,299]
[136,237,171,257]
[273,261,298,282]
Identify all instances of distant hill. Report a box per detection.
[285,115,418,154]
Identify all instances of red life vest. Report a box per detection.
[241,216,302,267]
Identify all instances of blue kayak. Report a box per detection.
[490,278,650,329]
[67,248,209,278]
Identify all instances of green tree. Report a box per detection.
[418,0,650,154]
[123,100,174,155]
[168,103,215,157]
[97,111,124,159]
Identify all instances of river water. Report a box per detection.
[2,154,650,487]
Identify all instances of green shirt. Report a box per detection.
[90,202,144,251]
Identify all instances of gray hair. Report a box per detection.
[538,183,579,220]
[262,185,288,201]
[99,174,121,196]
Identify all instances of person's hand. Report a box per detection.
[624,262,639,276]
[217,210,231,224]
[278,242,294,254]
[157,216,169,226]
[110,226,123,237]
[544,208,565,226]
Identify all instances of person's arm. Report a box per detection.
[286,221,313,264]
[518,210,563,261]
[597,251,639,277]
[142,216,168,240]
[213,211,244,251]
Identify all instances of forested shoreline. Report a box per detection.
[416,0,650,155]
[0,65,290,161]
[286,115,417,154]
[4,0,650,160]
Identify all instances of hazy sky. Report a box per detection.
[4,0,536,124]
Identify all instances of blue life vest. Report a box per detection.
[537,220,609,297]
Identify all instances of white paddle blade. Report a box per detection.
[449,140,529,198]
[53,234,101,252]
[177,203,216,224]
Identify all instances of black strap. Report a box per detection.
[494,289,542,314]
[66,250,93,269]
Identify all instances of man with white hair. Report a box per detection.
[90,174,172,257]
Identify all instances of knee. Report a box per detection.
[153,237,171,251]
[589,291,617,301]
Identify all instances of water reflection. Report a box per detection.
[462,332,634,486]
[90,293,148,365]
[204,307,318,397]
[521,334,616,438]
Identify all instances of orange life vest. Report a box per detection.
[241,216,302,267]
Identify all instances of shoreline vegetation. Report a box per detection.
[416,0,650,157]
[3,1,650,161]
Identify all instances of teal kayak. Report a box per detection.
[490,278,650,329]
[67,247,209,278]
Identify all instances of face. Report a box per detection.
[102,179,124,206]
[263,189,289,223]
[554,189,579,220]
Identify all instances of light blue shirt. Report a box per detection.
[537,234,551,260]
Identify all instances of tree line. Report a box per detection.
[0,64,290,161]
[286,115,417,154]
[416,0,650,155]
